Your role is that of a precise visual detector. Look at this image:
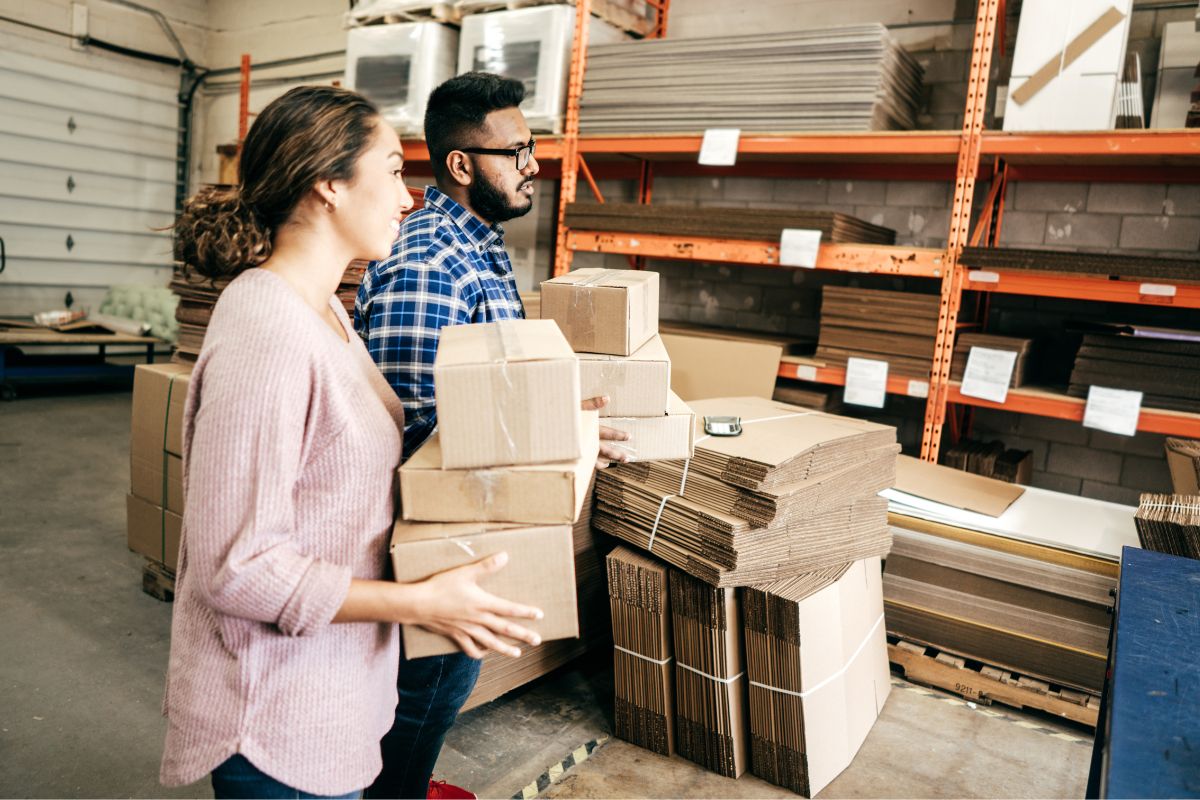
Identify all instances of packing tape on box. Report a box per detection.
[677,661,745,686]
[567,268,624,352]
[159,372,184,565]
[463,469,502,513]
[748,613,884,700]
[614,644,673,666]
[484,320,524,463]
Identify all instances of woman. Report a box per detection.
[159,85,542,799]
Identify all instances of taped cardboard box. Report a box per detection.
[745,557,890,797]
[434,319,582,469]
[604,391,695,462]
[391,520,578,658]
[126,492,182,570]
[578,334,671,417]
[131,451,184,516]
[131,363,191,460]
[541,268,659,356]
[401,411,599,524]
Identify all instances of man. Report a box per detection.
[355,72,629,800]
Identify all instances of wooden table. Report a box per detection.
[0,328,163,400]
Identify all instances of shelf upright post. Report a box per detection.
[552,0,593,277]
[920,0,1001,462]
[238,54,251,144]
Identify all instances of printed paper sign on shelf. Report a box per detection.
[961,347,1018,404]
[844,357,888,409]
[698,128,740,166]
[1083,386,1143,437]
[779,228,822,269]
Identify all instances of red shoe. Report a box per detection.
[427,779,477,799]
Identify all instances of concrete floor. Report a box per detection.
[0,386,1094,799]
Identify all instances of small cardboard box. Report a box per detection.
[541,268,659,356]
[603,391,695,462]
[126,492,182,570]
[434,319,582,469]
[131,363,191,459]
[390,520,579,658]
[401,411,599,524]
[131,451,184,516]
[578,334,671,417]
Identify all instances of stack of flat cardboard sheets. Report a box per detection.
[814,286,940,378]
[1068,328,1200,413]
[960,247,1200,282]
[1134,493,1200,561]
[950,333,1033,387]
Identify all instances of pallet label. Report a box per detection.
[698,128,740,166]
[779,228,822,269]
[1083,386,1143,437]
[961,346,1017,404]
[844,357,888,408]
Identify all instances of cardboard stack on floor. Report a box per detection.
[814,286,940,378]
[391,318,610,709]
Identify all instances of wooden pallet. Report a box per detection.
[352,2,462,26]
[142,559,176,603]
[888,638,1100,728]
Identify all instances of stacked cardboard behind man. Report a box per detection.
[600,393,899,795]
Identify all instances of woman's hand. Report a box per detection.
[409,552,544,659]
[582,395,632,468]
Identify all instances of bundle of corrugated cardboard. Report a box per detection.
[1068,326,1200,414]
[814,286,939,378]
[949,333,1033,387]
[1166,438,1200,494]
[1134,493,1200,561]
[594,397,898,587]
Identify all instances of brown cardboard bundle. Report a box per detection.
[669,568,749,778]
[391,520,578,658]
[540,268,659,356]
[602,391,696,462]
[1067,329,1200,413]
[949,333,1033,387]
[773,380,842,413]
[578,334,671,417]
[607,546,675,756]
[400,411,599,524]
[433,319,582,469]
[126,493,182,570]
[942,438,1033,485]
[814,286,940,379]
[744,557,891,797]
[1134,493,1200,560]
[1166,438,1200,494]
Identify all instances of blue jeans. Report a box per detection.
[211,754,362,799]
[367,652,482,800]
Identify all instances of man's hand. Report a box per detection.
[582,395,632,469]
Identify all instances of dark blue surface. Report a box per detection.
[1104,546,1200,798]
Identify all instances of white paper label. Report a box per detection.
[1083,386,1143,437]
[698,128,740,166]
[793,364,818,381]
[779,229,822,269]
[907,380,929,399]
[844,357,888,408]
[1139,283,1176,297]
[960,346,1018,404]
[967,270,1000,283]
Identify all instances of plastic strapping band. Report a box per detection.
[614,645,673,666]
[694,410,815,447]
[677,662,745,685]
[160,373,179,564]
[1140,501,1200,511]
[748,613,885,700]
[647,458,692,551]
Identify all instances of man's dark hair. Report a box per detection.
[424,72,526,182]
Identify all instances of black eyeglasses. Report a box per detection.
[459,139,536,171]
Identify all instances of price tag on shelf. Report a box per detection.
[844,357,888,409]
[779,228,822,269]
[907,380,929,399]
[1083,386,1143,437]
[698,128,740,166]
[1139,283,1176,298]
[793,364,818,381]
[967,270,1000,284]
[960,346,1017,404]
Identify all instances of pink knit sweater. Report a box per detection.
[160,268,405,794]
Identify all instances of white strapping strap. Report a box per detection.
[694,411,815,447]
[647,494,672,552]
[749,613,885,700]
[677,662,745,685]
[614,645,673,666]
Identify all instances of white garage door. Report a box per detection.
[0,48,178,316]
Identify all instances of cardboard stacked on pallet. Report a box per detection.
[1134,493,1200,560]
[1166,438,1200,494]
[814,286,939,378]
[669,567,749,778]
[593,397,899,587]
[564,202,896,245]
[744,557,891,796]
[607,545,675,756]
[579,25,923,132]
[942,438,1033,485]
[540,268,696,461]
[126,363,191,571]
[949,333,1033,387]
[1068,326,1200,413]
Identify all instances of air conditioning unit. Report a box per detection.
[346,22,459,135]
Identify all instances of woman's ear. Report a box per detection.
[313,179,339,211]
[446,151,472,187]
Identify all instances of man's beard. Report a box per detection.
[469,173,534,224]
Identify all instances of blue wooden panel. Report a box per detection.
[1105,546,1200,798]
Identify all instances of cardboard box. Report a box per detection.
[434,319,582,469]
[126,492,182,570]
[603,391,695,462]
[401,411,599,524]
[390,520,579,658]
[660,332,782,402]
[131,451,184,516]
[131,363,191,460]
[541,268,659,356]
[578,334,671,417]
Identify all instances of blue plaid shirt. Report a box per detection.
[355,186,525,456]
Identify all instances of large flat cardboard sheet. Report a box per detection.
[894,455,1024,517]
[660,334,782,403]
